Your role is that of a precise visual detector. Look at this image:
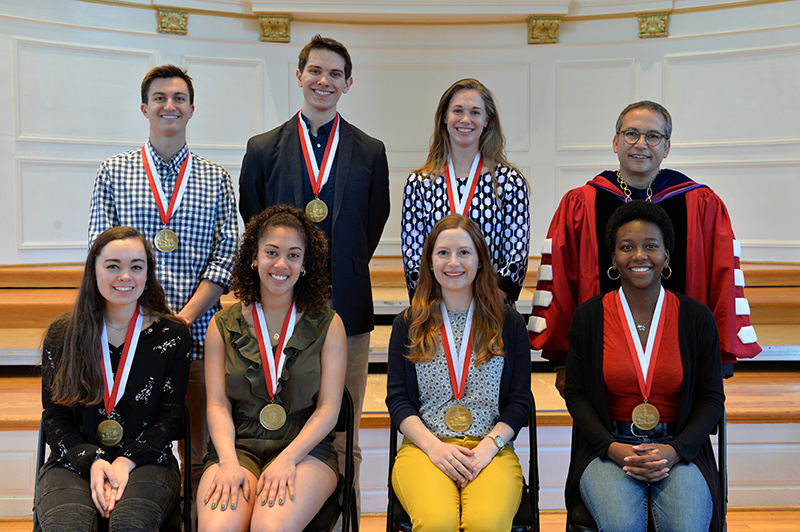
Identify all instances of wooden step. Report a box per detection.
[5,367,800,432]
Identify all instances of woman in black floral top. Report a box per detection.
[37,226,190,532]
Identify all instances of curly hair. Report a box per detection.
[48,226,172,406]
[605,200,676,257]
[405,214,504,365]
[231,205,330,313]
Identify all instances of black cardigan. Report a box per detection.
[564,291,725,532]
[386,305,531,440]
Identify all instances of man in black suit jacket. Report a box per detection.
[239,35,390,517]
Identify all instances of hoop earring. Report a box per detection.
[661,266,673,279]
[607,266,621,281]
[301,269,306,276]
[251,262,257,270]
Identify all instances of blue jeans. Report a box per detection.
[36,460,181,532]
[579,454,712,532]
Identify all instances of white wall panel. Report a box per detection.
[556,59,636,150]
[183,56,268,149]
[13,38,153,145]
[15,158,97,249]
[1,3,799,264]
[670,161,800,261]
[665,45,800,147]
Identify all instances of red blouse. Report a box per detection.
[603,290,683,423]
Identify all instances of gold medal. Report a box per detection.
[305,197,328,223]
[445,404,472,433]
[259,403,287,431]
[153,228,179,253]
[97,419,124,446]
[632,402,661,431]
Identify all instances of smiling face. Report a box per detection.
[255,225,306,303]
[296,48,352,122]
[141,77,194,141]
[612,107,671,188]
[612,219,670,293]
[95,238,148,311]
[445,89,489,153]
[431,227,479,304]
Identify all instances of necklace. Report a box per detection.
[615,170,659,202]
[104,320,130,332]
[633,315,653,332]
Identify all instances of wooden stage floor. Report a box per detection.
[3,508,800,532]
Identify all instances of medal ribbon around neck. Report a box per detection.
[298,113,340,197]
[439,300,475,401]
[616,287,667,399]
[141,145,192,226]
[99,305,144,416]
[445,153,483,216]
[252,302,297,399]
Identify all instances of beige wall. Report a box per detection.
[1,0,799,265]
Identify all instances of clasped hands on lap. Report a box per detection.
[90,456,136,518]
[423,438,499,488]
[607,442,681,483]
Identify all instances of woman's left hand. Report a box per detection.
[467,438,501,481]
[256,454,296,507]
[623,444,680,483]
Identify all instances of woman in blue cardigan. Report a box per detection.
[386,214,531,532]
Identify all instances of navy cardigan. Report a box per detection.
[386,305,531,440]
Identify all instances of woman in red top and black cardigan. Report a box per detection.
[564,200,725,532]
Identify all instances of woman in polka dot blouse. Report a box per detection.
[401,78,530,303]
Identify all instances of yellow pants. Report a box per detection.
[391,436,523,532]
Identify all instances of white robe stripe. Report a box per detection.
[737,325,758,344]
[733,240,742,259]
[537,265,553,282]
[734,269,745,287]
[528,315,547,333]
[533,290,553,308]
[735,298,751,315]
[541,238,553,255]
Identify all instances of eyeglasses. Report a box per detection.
[617,129,668,147]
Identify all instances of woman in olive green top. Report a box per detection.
[198,205,347,532]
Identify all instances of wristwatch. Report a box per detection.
[486,434,504,449]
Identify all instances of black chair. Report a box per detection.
[386,391,540,532]
[566,409,727,532]
[303,386,358,532]
[32,402,192,532]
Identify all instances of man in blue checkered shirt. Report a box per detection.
[88,65,238,516]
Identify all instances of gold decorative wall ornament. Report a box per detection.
[526,15,562,44]
[638,12,669,38]
[157,8,188,35]
[258,14,292,43]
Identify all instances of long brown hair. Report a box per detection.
[47,226,171,406]
[231,205,330,313]
[414,79,522,201]
[405,214,504,365]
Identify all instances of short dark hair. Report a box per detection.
[231,205,330,313]
[141,65,194,105]
[298,35,352,80]
[605,200,676,257]
[615,100,672,139]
